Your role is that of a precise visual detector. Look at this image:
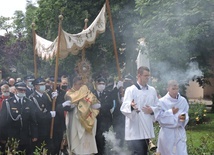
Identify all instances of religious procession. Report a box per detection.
[0,67,190,155]
[1,0,213,155]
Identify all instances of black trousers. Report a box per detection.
[95,132,105,155]
[126,139,149,155]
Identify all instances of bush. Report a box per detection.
[188,102,207,125]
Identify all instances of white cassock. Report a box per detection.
[152,93,189,155]
[66,107,97,155]
[120,84,158,140]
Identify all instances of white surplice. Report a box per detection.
[66,107,98,155]
[120,84,158,140]
[153,93,189,155]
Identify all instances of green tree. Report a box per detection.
[0,16,12,34]
[135,0,214,85]
[12,11,26,36]
[32,0,139,78]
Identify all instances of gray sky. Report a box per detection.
[0,0,26,17]
[0,0,26,35]
[0,0,38,35]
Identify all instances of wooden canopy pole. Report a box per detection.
[50,14,63,139]
[105,0,121,80]
[32,23,38,78]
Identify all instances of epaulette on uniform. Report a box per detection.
[24,97,32,102]
[6,97,13,102]
[28,93,34,99]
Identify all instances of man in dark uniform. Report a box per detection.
[52,75,69,155]
[37,75,68,155]
[45,76,61,100]
[29,77,56,153]
[92,76,114,155]
[112,74,135,148]
[24,75,35,97]
[0,82,38,154]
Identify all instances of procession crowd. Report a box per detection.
[0,66,189,155]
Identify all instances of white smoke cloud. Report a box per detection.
[186,61,203,79]
[103,130,130,155]
[152,61,203,86]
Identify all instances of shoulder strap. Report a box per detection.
[32,97,47,113]
[44,91,52,103]
[5,100,22,126]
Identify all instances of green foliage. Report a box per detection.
[12,11,26,36]
[0,16,12,34]
[187,113,214,154]
[188,102,207,125]
[29,0,139,77]
[0,139,47,155]
[1,0,214,82]
[135,0,214,82]
[4,138,25,155]
[211,94,214,113]
[187,132,214,155]
[33,141,48,155]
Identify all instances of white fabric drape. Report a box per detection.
[34,4,106,61]
[35,34,58,60]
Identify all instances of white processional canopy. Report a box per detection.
[35,3,106,61]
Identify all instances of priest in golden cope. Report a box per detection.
[64,76,100,155]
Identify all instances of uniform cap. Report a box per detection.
[15,82,27,90]
[49,76,61,83]
[24,75,35,81]
[96,77,106,83]
[32,77,46,86]
[124,74,134,81]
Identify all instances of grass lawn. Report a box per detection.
[186,113,214,154]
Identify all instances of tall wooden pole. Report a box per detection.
[32,23,38,78]
[106,0,121,80]
[50,14,63,139]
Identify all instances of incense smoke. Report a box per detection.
[103,130,130,155]
[153,61,203,86]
